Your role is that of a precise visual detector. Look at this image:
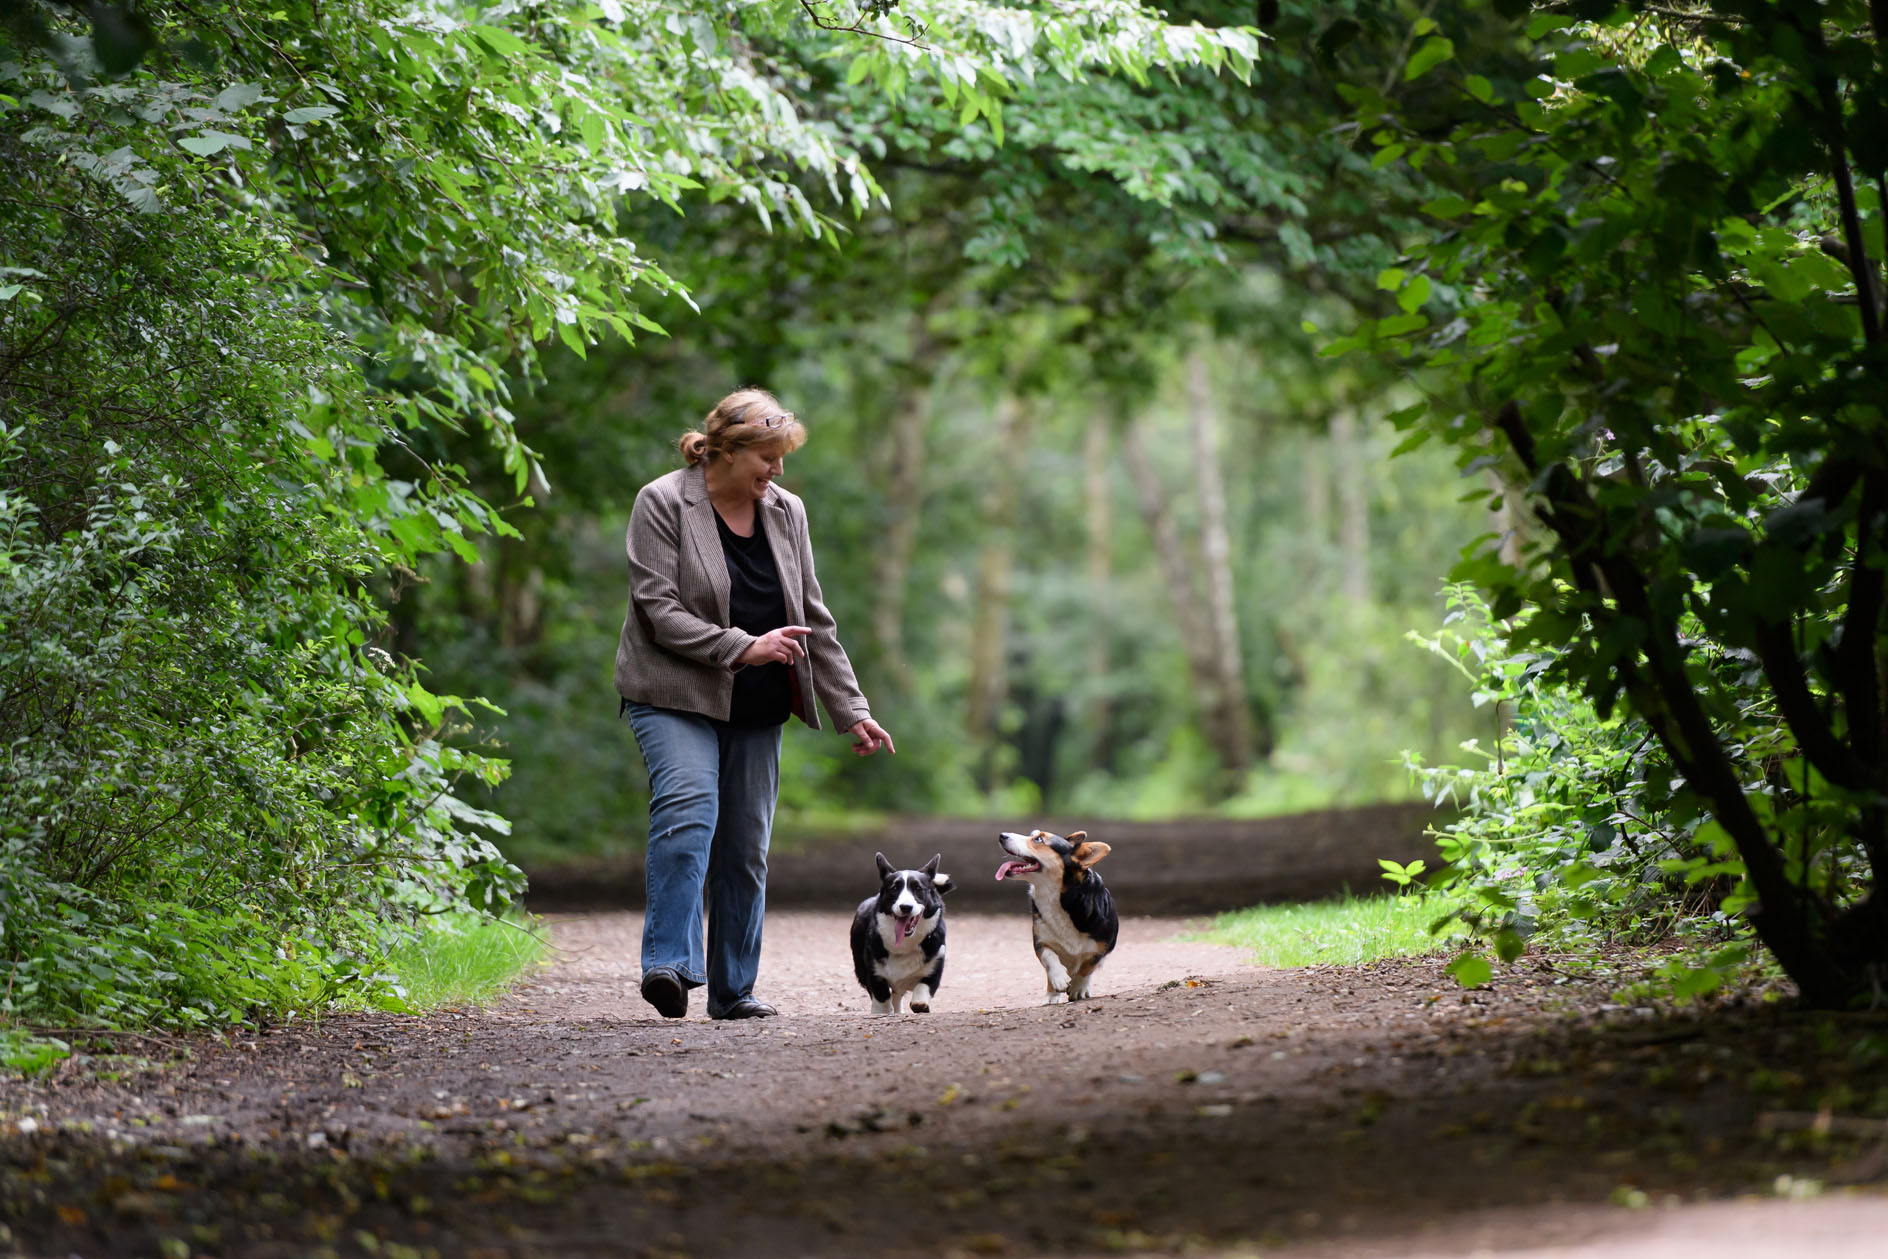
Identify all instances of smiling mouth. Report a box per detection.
[894,913,921,942]
[994,859,1041,882]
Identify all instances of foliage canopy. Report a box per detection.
[1357,0,1887,1007]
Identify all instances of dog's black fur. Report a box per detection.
[850,852,952,1014]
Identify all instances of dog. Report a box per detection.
[995,829,1118,1003]
[851,853,953,1014]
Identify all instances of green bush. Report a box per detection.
[0,79,519,1033]
[1405,587,1768,996]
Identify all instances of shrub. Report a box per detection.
[1405,587,1759,996]
[0,84,519,1032]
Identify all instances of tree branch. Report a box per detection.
[1750,616,1871,792]
[1791,7,1884,345]
[796,1,927,48]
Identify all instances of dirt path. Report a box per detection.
[534,910,1244,1017]
[4,911,1887,1257]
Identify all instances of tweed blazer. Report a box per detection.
[614,463,871,733]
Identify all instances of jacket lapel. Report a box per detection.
[681,464,730,624]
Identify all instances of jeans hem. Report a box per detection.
[643,964,707,989]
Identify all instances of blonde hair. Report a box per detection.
[678,388,808,466]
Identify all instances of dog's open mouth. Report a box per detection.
[895,913,921,942]
[994,859,1041,881]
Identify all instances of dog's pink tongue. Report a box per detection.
[896,914,918,942]
[995,861,1021,882]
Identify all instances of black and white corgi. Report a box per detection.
[995,829,1118,1004]
[850,853,953,1015]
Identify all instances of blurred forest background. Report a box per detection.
[409,319,1493,864]
[382,5,1507,866]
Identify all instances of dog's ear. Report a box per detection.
[921,853,941,878]
[932,871,953,896]
[875,852,895,880]
[1071,840,1111,868]
[1066,830,1087,843]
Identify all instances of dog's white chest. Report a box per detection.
[1028,890,1105,962]
[874,914,938,987]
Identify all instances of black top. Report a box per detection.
[716,506,792,728]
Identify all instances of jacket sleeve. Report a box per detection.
[793,497,873,731]
[627,484,754,669]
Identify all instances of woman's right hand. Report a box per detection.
[738,625,811,668]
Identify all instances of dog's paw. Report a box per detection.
[909,1001,930,1014]
[1042,991,1069,1006]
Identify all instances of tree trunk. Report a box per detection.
[1084,421,1115,771]
[966,394,1024,788]
[1301,418,1330,587]
[1121,414,1247,797]
[1186,353,1255,776]
[1329,408,1371,606]
[1490,470,1531,568]
[869,376,935,690]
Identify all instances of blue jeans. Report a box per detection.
[624,702,781,1017]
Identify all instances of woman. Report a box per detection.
[615,388,895,1020]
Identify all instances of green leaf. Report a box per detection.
[1397,274,1431,314]
[213,82,266,113]
[406,682,445,727]
[1374,312,1428,337]
[1446,952,1493,989]
[1671,967,1723,1000]
[1403,36,1453,82]
[283,105,339,125]
[580,110,607,154]
[1493,927,1525,963]
[471,25,535,59]
[178,131,250,157]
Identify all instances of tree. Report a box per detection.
[1351,0,1887,1006]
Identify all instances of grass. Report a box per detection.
[1196,892,1473,967]
[375,913,552,1010]
[0,914,550,1079]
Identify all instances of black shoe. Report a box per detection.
[712,998,777,1020]
[639,967,689,1019]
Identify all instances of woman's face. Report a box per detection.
[724,443,785,501]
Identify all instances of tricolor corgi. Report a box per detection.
[851,853,953,1014]
[995,829,1117,1003]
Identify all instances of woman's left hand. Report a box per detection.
[848,718,896,757]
